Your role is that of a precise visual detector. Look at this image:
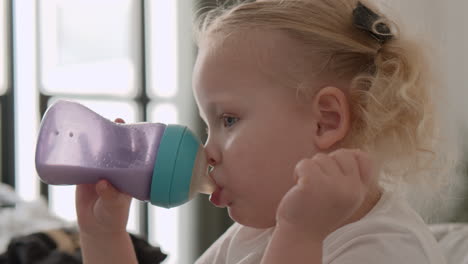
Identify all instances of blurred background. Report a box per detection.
[0,0,466,263]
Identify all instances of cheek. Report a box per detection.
[224,129,298,188]
[224,133,262,171]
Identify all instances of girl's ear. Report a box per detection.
[311,86,350,150]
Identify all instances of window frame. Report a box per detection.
[1,0,14,187]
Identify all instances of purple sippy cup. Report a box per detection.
[35,100,215,208]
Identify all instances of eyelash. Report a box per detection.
[204,114,239,135]
[221,114,239,128]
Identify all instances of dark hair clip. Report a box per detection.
[352,2,393,44]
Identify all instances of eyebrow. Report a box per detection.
[198,96,237,124]
[198,102,215,125]
[195,95,212,123]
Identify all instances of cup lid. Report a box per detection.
[150,125,201,208]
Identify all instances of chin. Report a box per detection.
[228,207,276,229]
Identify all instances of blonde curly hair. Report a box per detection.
[194,0,456,190]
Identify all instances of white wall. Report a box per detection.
[378,0,468,222]
[380,0,467,123]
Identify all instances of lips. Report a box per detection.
[208,174,229,208]
[209,186,224,207]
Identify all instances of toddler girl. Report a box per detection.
[76,0,450,263]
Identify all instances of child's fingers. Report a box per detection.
[95,180,131,208]
[312,153,343,177]
[330,149,360,177]
[114,118,125,124]
[76,184,98,207]
[353,150,374,185]
[294,158,324,186]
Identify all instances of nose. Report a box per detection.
[205,147,220,166]
[208,156,217,168]
[204,137,221,166]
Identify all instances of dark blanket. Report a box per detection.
[0,228,166,264]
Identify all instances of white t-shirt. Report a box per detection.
[195,191,446,264]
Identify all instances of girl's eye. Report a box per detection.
[222,115,239,128]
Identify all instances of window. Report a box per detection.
[38,0,141,98]
[146,1,178,99]
[36,0,144,234]
[11,1,220,263]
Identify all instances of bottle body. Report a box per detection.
[35,100,215,207]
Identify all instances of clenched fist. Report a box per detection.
[75,118,132,238]
[276,149,377,241]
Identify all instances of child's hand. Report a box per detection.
[75,118,132,238]
[276,149,375,241]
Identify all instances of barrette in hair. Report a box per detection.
[352,2,393,43]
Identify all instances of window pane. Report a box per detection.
[48,97,140,123]
[49,187,143,234]
[38,0,141,97]
[146,1,178,99]
[0,0,9,95]
[46,98,141,233]
[148,102,179,124]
